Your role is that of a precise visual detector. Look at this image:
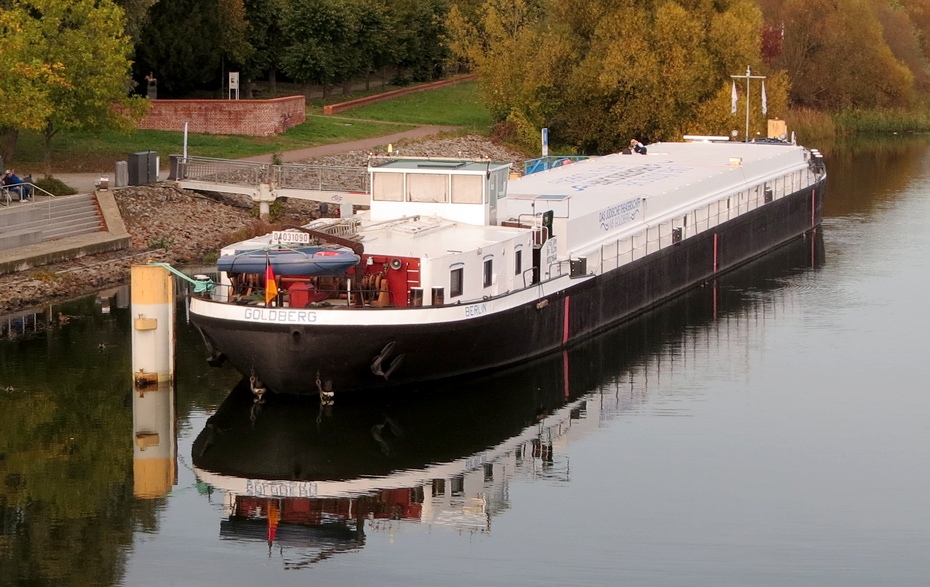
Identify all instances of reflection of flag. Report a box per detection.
[267,501,280,543]
[265,261,278,305]
[761,80,767,115]
[731,81,738,114]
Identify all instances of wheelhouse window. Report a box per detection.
[450,267,464,297]
[451,175,483,203]
[372,172,404,201]
[483,258,493,288]
[407,173,448,203]
[514,249,522,276]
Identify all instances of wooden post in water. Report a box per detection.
[130,264,177,498]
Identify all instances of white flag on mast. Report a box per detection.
[731,81,738,114]
[761,80,767,115]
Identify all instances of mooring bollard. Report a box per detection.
[131,264,175,384]
[131,264,177,498]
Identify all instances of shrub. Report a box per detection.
[34,177,78,197]
[148,235,174,250]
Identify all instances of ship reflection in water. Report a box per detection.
[191,232,824,569]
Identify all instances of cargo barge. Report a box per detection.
[189,138,826,396]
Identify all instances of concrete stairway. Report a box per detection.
[0,194,106,250]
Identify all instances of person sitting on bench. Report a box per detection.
[2,170,27,201]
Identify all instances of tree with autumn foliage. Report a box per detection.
[0,4,68,165]
[0,0,146,175]
[449,0,778,153]
[759,0,913,110]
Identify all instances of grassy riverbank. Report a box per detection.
[9,81,492,174]
[10,119,416,174]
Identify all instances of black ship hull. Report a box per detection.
[191,180,825,395]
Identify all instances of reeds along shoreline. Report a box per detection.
[788,103,930,141]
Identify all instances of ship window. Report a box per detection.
[450,267,464,297]
[407,173,448,203]
[483,259,493,287]
[372,172,404,201]
[515,249,522,275]
[451,175,483,203]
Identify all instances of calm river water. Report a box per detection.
[2,136,930,586]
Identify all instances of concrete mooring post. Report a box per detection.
[130,264,177,498]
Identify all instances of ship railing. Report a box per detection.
[202,282,401,309]
[593,168,820,275]
[519,267,538,288]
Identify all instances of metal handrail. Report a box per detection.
[176,155,370,194]
[1,182,55,206]
[593,170,820,274]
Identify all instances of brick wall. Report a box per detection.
[137,96,305,136]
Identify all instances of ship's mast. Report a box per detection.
[731,66,766,141]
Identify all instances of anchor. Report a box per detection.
[249,368,267,425]
[371,341,405,380]
[371,416,404,456]
[315,371,334,406]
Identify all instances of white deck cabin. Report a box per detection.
[504,141,818,268]
[369,157,512,226]
[362,157,534,303]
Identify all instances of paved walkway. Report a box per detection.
[237,124,458,163]
[48,124,459,194]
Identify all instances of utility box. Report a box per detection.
[128,151,159,186]
[115,161,129,187]
[168,154,182,181]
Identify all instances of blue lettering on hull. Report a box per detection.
[465,303,488,317]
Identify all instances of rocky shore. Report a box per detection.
[0,135,528,315]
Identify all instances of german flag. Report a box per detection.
[264,261,278,305]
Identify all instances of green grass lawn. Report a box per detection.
[8,79,491,174]
[336,81,492,129]
[12,118,415,173]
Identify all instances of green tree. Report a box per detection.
[281,0,363,95]
[392,0,450,82]
[242,0,288,95]
[136,0,252,96]
[0,0,144,175]
[0,4,68,165]
[114,0,158,44]
[218,0,255,79]
[32,0,146,176]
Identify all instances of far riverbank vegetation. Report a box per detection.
[5,0,930,174]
